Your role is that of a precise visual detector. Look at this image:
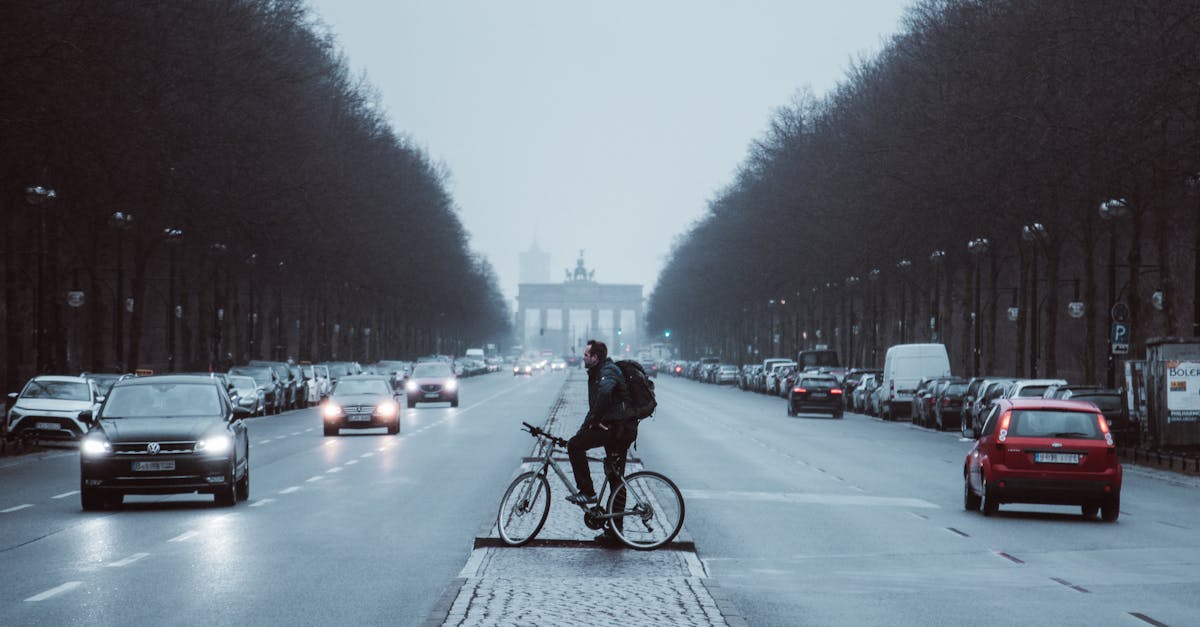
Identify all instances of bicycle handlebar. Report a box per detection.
[521,421,569,448]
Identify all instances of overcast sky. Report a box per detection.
[307,1,914,308]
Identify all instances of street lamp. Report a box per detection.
[845,276,860,366]
[928,250,946,341]
[967,237,990,377]
[25,185,57,372]
[868,268,881,367]
[245,253,258,360]
[1098,199,1131,387]
[896,259,912,343]
[108,211,134,370]
[1022,222,1048,378]
[162,228,184,371]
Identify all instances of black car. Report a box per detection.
[787,375,844,418]
[405,361,459,407]
[229,365,284,414]
[321,375,402,436]
[79,374,251,510]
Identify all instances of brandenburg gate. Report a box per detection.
[515,251,643,358]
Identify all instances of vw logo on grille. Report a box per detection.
[147,442,161,455]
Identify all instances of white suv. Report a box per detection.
[6,375,104,441]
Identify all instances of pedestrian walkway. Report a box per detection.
[425,369,747,626]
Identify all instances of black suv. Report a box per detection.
[79,374,251,509]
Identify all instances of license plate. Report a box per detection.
[348,414,371,422]
[424,393,440,399]
[132,460,175,472]
[1034,452,1080,464]
[809,392,826,398]
[36,421,59,430]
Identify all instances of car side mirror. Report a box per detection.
[95,394,106,403]
[6,392,17,402]
[78,410,94,427]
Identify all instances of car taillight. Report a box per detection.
[795,387,806,394]
[1097,413,1114,445]
[830,388,843,395]
[997,411,1011,443]
[889,380,895,400]
[942,398,951,405]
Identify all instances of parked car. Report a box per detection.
[787,374,844,418]
[321,374,401,436]
[765,361,797,396]
[1056,388,1137,446]
[227,375,266,416]
[933,380,970,431]
[6,375,105,441]
[80,372,128,398]
[1004,378,1069,400]
[405,361,459,408]
[248,360,301,410]
[714,364,740,385]
[964,378,1017,438]
[79,374,251,509]
[228,365,284,414]
[854,373,881,414]
[964,398,1122,520]
[796,349,840,372]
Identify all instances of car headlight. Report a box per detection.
[445,379,458,391]
[81,437,111,456]
[405,380,418,392]
[195,434,233,454]
[322,402,344,419]
[375,401,399,418]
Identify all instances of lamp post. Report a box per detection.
[245,253,258,360]
[967,238,990,377]
[928,250,946,341]
[108,211,134,370]
[896,259,912,343]
[868,268,881,367]
[1022,222,1048,378]
[845,276,860,366]
[25,185,57,372]
[1099,199,1131,387]
[162,228,184,371]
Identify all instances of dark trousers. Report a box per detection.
[568,422,635,528]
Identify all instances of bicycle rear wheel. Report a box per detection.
[497,471,551,546]
[608,471,685,550]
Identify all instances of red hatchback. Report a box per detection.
[964,398,1122,521]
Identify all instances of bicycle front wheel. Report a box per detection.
[496,471,551,546]
[608,471,685,550]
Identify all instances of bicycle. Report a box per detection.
[496,421,685,550]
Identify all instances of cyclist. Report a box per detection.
[565,339,636,544]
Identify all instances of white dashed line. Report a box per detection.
[360,453,374,459]
[273,436,287,441]
[249,498,275,508]
[279,487,300,494]
[106,553,150,568]
[25,581,81,602]
[2,504,33,513]
[305,476,323,483]
[51,491,80,499]
[305,428,315,432]
[290,431,302,436]
[257,440,272,446]
[327,467,342,474]
[168,531,200,543]
[345,460,358,466]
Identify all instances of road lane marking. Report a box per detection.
[1050,577,1089,593]
[290,431,302,436]
[2,504,33,513]
[250,498,275,508]
[51,491,80,499]
[681,489,939,509]
[257,440,272,446]
[168,531,200,542]
[994,551,1025,564]
[360,453,374,458]
[327,467,342,473]
[305,428,314,432]
[345,460,358,465]
[25,582,81,602]
[1130,612,1170,627]
[306,476,323,483]
[945,527,970,537]
[273,436,287,441]
[106,553,149,568]
[280,487,300,494]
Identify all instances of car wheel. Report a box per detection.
[236,464,250,501]
[407,399,416,409]
[81,487,106,511]
[323,424,338,437]
[1101,496,1120,522]
[980,478,999,516]
[963,475,981,511]
[387,421,399,435]
[451,398,459,408]
[834,411,843,419]
[1081,504,1099,519]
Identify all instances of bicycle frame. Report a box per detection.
[529,438,627,525]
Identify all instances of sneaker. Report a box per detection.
[594,529,622,545]
[565,492,597,505]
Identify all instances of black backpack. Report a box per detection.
[615,360,657,420]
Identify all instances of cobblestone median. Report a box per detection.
[427,369,746,626]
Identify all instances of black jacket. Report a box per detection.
[585,358,632,426]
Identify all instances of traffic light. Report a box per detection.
[664,329,671,338]
[617,327,622,336]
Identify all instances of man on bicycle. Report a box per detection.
[566,339,636,543]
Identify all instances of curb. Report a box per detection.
[471,531,697,552]
[420,577,467,627]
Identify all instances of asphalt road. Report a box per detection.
[4,369,1198,627]
[0,370,562,626]
[644,376,1200,627]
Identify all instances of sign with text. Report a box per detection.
[1165,360,1200,422]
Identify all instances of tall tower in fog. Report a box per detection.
[519,240,550,284]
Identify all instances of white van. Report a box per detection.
[880,343,951,421]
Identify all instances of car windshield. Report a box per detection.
[333,379,390,395]
[1016,385,1050,397]
[1010,410,1102,439]
[412,363,452,378]
[229,376,257,393]
[301,366,314,377]
[85,375,121,396]
[1071,394,1123,413]
[22,380,90,401]
[102,383,223,418]
[800,378,837,388]
[945,383,968,395]
[229,367,272,386]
